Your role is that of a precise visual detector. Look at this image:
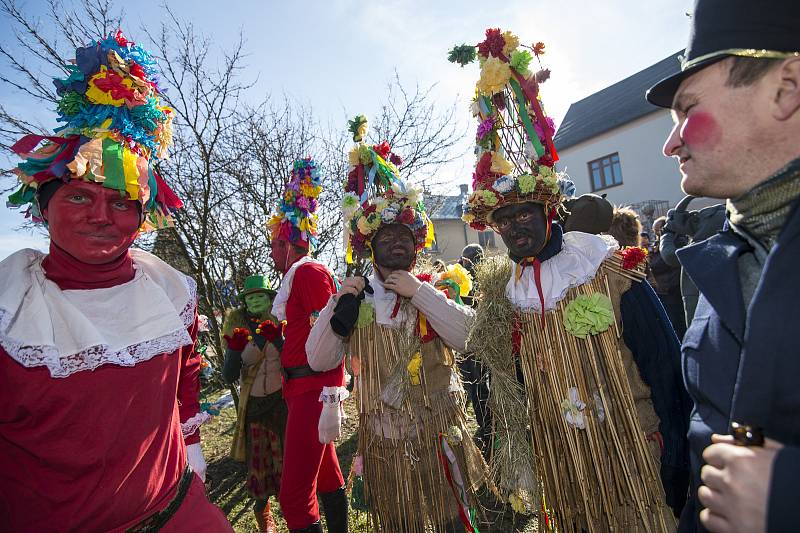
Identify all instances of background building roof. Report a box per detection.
[427,193,464,220]
[553,51,682,151]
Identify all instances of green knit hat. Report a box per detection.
[238,275,275,299]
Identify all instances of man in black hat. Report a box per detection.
[647,1,800,531]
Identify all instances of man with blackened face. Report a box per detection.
[457,25,689,529]
[491,202,549,260]
[305,128,491,533]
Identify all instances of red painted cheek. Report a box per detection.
[681,112,722,149]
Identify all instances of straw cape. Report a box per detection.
[8,30,181,231]
[454,28,675,531]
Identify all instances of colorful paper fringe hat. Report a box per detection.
[342,115,435,264]
[7,30,180,231]
[268,157,322,250]
[448,29,575,231]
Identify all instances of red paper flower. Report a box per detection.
[475,152,493,182]
[416,273,433,284]
[389,153,403,166]
[470,221,488,231]
[537,154,555,168]
[621,246,648,269]
[363,204,377,216]
[373,141,391,160]
[478,28,505,58]
[397,207,415,224]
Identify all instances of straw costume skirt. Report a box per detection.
[350,319,492,533]
[472,255,675,532]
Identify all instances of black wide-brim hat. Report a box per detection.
[647,0,800,108]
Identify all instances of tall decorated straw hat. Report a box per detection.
[268,157,323,251]
[341,115,435,264]
[8,30,180,230]
[449,29,575,231]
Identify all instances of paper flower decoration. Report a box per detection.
[342,115,435,263]
[356,301,375,329]
[563,293,615,339]
[435,263,473,303]
[561,387,587,429]
[449,28,568,230]
[621,246,648,270]
[8,30,180,231]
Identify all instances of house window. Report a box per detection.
[588,152,623,191]
[478,231,496,249]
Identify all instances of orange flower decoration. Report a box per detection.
[533,42,546,56]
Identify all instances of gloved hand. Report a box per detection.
[256,320,282,342]
[664,208,699,236]
[223,327,251,351]
[318,386,350,444]
[331,277,372,337]
[186,442,207,482]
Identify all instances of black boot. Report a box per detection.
[319,486,349,533]
[289,521,323,533]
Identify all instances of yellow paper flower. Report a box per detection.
[502,31,520,57]
[348,147,361,166]
[462,212,475,223]
[439,263,473,299]
[476,56,512,96]
[407,351,423,385]
[356,216,372,234]
[491,151,514,175]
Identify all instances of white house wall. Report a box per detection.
[556,111,685,208]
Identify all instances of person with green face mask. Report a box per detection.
[222,275,287,533]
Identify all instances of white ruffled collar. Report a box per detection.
[506,232,618,312]
[0,248,196,378]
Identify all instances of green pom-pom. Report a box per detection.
[448,44,477,67]
[57,91,87,116]
[563,293,615,339]
[356,301,375,329]
[509,49,533,74]
[348,114,368,142]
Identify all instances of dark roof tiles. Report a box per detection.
[553,51,682,151]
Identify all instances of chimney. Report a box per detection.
[459,184,469,197]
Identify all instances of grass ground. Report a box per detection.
[200,385,538,532]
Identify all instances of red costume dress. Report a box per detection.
[273,257,346,530]
[0,244,232,532]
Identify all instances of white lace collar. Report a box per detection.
[0,248,196,378]
[272,256,329,321]
[506,232,618,312]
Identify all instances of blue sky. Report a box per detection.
[0,0,693,259]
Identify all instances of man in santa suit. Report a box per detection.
[268,158,349,533]
[0,31,232,532]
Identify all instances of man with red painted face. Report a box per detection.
[453,28,691,531]
[305,125,491,533]
[267,158,348,533]
[0,32,232,532]
[646,1,800,531]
